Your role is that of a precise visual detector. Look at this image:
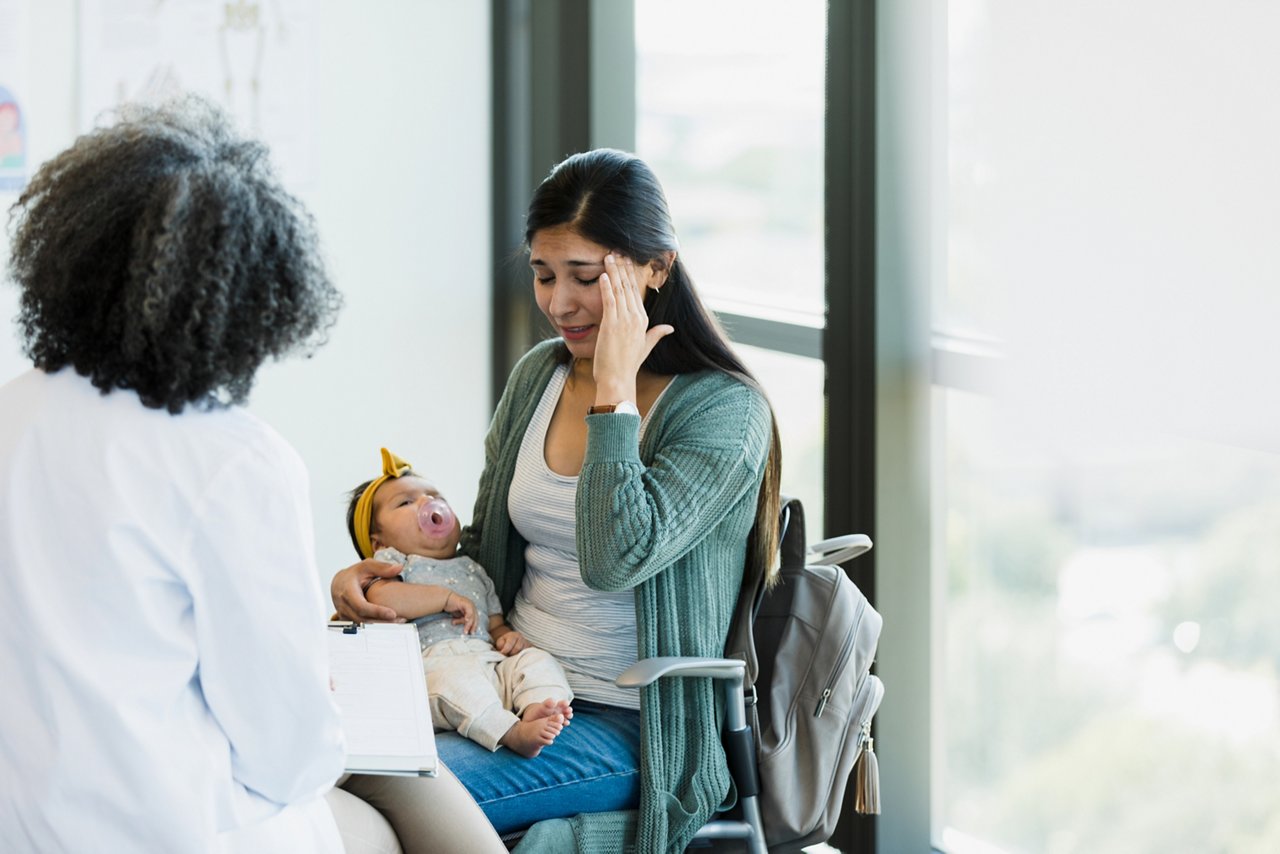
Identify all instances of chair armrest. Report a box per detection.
[615,656,745,688]
[807,533,873,564]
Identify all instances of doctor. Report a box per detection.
[1,96,348,852]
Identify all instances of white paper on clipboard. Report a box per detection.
[327,622,437,776]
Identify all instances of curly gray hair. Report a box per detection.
[6,95,341,413]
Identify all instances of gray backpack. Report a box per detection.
[726,496,884,851]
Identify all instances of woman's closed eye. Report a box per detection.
[534,274,600,286]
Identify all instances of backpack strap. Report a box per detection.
[778,495,807,573]
[726,495,807,697]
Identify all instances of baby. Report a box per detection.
[346,448,573,757]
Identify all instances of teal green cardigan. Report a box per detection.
[459,339,772,854]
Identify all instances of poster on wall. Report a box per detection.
[78,0,319,187]
[0,0,31,194]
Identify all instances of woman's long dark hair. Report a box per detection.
[7,96,341,414]
[525,148,783,584]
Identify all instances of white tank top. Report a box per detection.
[506,364,665,708]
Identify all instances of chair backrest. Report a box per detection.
[725,496,884,851]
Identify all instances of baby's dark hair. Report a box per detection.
[345,471,419,557]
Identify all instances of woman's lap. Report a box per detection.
[437,700,641,834]
[338,763,507,854]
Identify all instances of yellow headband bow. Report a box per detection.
[353,447,413,560]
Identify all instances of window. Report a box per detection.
[635,0,828,532]
[941,390,1280,853]
[937,2,1280,851]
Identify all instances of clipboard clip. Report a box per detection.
[328,620,361,635]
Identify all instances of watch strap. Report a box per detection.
[588,400,639,416]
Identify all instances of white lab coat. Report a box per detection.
[0,369,346,853]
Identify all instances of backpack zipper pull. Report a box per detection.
[814,687,831,717]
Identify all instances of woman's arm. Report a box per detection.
[457,340,560,608]
[367,581,478,634]
[457,347,530,567]
[573,252,770,591]
[577,378,772,592]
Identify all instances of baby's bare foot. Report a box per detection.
[523,698,574,724]
[501,714,565,758]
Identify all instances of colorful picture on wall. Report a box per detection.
[0,87,25,190]
[0,86,26,192]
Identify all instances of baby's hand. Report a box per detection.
[494,629,529,656]
[444,592,478,634]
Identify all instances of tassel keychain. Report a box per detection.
[853,729,881,815]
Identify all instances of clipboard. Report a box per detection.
[327,621,438,776]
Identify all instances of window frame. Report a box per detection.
[872,1,945,850]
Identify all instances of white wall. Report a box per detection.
[0,1,492,588]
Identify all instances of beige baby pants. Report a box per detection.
[421,637,573,751]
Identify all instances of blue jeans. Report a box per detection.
[436,700,641,834]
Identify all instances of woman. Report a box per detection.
[0,96,504,854]
[334,148,782,854]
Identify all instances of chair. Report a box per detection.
[615,656,765,853]
[615,501,875,853]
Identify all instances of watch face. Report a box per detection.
[615,400,640,416]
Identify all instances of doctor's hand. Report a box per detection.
[331,559,404,623]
